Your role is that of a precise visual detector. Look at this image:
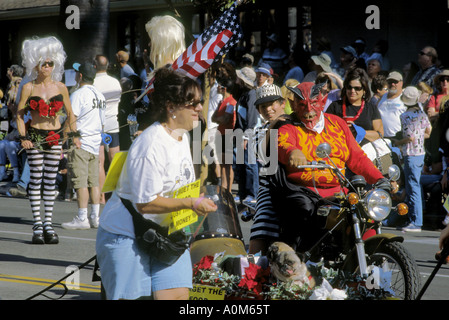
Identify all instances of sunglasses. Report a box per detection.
[387,79,399,85]
[41,61,55,68]
[346,85,363,92]
[185,99,204,108]
[440,76,449,82]
[419,51,433,57]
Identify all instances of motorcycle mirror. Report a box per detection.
[388,164,401,181]
[316,143,331,159]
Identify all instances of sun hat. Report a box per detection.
[311,53,332,73]
[433,69,449,85]
[401,86,421,106]
[236,67,256,88]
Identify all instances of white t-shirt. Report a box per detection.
[377,93,407,138]
[99,122,196,238]
[94,72,122,133]
[70,84,106,155]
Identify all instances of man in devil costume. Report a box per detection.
[249,82,390,254]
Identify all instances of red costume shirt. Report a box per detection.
[277,114,384,197]
[215,95,237,135]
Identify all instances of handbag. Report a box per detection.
[120,197,191,266]
[362,138,399,176]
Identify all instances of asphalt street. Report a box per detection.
[0,193,448,301]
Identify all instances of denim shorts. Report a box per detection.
[95,226,192,300]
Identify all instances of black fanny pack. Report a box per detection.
[120,197,191,266]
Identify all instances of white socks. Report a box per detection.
[78,204,100,221]
[78,208,88,221]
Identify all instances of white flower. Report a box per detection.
[309,279,347,300]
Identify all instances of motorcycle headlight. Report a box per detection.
[364,189,392,221]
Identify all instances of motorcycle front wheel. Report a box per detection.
[363,241,421,300]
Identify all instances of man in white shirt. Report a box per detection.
[93,55,122,204]
[377,71,407,138]
[62,62,106,230]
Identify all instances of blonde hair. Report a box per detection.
[417,81,433,95]
[281,79,300,101]
[21,36,66,82]
[145,15,186,69]
[281,79,300,115]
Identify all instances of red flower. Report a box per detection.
[196,255,214,270]
[237,263,270,295]
[38,100,50,117]
[29,100,38,110]
[50,100,63,112]
[45,131,60,146]
[193,255,214,276]
[49,107,56,117]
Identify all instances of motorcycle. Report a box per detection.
[238,142,421,300]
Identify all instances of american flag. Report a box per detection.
[172,1,243,79]
[137,1,243,101]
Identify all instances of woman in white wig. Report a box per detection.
[16,36,80,245]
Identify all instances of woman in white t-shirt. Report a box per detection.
[96,67,217,300]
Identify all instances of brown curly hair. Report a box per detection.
[148,66,202,123]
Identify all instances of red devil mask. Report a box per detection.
[288,82,328,130]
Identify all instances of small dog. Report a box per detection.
[267,241,315,288]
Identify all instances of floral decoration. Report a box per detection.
[28,130,61,150]
[45,131,60,147]
[192,254,395,300]
[28,98,64,118]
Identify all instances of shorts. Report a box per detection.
[68,147,99,189]
[101,132,120,148]
[96,226,192,300]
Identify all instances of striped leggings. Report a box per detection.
[249,175,281,241]
[26,146,62,233]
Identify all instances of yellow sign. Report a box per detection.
[102,151,128,193]
[444,196,449,214]
[189,285,225,300]
[165,179,201,234]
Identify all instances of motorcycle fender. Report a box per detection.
[363,233,404,254]
[342,233,404,271]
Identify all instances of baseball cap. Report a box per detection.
[255,84,283,105]
[255,62,274,77]
[73,62,97,81]
[340,45,357,57]
[387,71,403,82]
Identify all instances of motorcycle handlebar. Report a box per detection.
[296,161,335,171]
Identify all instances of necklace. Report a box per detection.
[163,122,178,133]
[162,123,183,141]
[342,97,365,123]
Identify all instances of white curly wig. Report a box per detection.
[145,15,186,70]
[21,36,67,82]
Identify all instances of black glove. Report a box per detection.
[374,177,391,192]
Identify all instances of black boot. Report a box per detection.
[32,225,45,245]
[43,223,59,244]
